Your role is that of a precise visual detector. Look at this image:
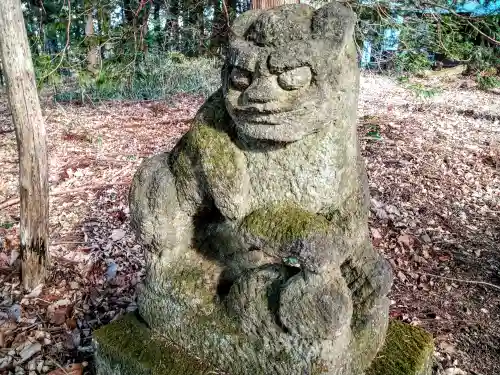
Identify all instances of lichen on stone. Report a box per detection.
[240,203,330,246]
[366,320,434,375]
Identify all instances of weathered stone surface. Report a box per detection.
[367,320,435,375]
[121,2,394,375]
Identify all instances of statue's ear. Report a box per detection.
[230,9,264,39]
[312,2,357,44]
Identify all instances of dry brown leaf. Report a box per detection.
[47,363,83,375]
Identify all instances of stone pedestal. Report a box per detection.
[94,314,435,375]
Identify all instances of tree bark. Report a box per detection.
[0,0,49,291]
[251,0,298,9]
[85,4,99,73]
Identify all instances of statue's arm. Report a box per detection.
[129,140,206,261]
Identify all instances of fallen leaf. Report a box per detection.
[9,250,19,266]
[439,341,456,354]
[397,271,407,283]
[420,233,432,243]
[18,342,41,363]
[443,368,466,375]
[439,255,451,262]
[24,284,43,298]
[48,363,83,375]
[397,234,412,249]
[0,253,9,267]
[105,261,118,281]
[110,229,126,241]
[371,228,382,240]
[7,304,21,322]
[66,318,78,330]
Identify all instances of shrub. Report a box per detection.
[53,52,222,103]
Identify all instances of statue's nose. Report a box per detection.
[240,76,282,104]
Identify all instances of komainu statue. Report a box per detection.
[129,3,393,374]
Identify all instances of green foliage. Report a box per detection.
[407,83,442,99]
[394,51,433,73]
[33,54,63,89]
[365,124,382,141]
[53,53,221,103]
[0,222,15,229]
[354,2,499,80]
[468,46,500,73]
[477,75,500,91]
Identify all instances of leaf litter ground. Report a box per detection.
[0,73,499,375]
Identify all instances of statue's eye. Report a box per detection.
[277,67,312,90]
[230,68,252,91]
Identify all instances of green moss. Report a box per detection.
[171,148,193,183]
[93,313,216,375]
[193,124,238,180]
[366,320,434,375]
[241,203,330,246]
[170,89,237,191]
[170,122,240,196]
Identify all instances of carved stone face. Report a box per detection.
[223,3,357,143]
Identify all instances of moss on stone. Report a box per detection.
[170,121,241,197]
[193,124,238,180]
[241,203,330,246]
[93,313,217,375]
[171,147,193,183]
[170,88,237,193]
[366,320,434,375]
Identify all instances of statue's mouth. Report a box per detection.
[231,105,297,125]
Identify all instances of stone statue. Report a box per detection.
[129,3,393,374]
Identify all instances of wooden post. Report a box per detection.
[0,0,49,291]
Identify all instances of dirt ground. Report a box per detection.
[0,73,499,374]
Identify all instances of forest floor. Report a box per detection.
[0,73,499,375]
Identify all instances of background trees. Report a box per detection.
[0,0,496,101]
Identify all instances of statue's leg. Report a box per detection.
[342,250,392,373]
[226,264,289,337]
[278,268,353,341]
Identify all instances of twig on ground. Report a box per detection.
[416,271,500,292]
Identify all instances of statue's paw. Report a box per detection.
[348,256,393,312]
[279,270,352,340]
[226,264,288,336]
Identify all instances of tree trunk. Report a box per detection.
[153,2,162,49]
[85,4,99,73]
[0,0,49,292]
[139,4,151,55]
[209,0,227,55]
